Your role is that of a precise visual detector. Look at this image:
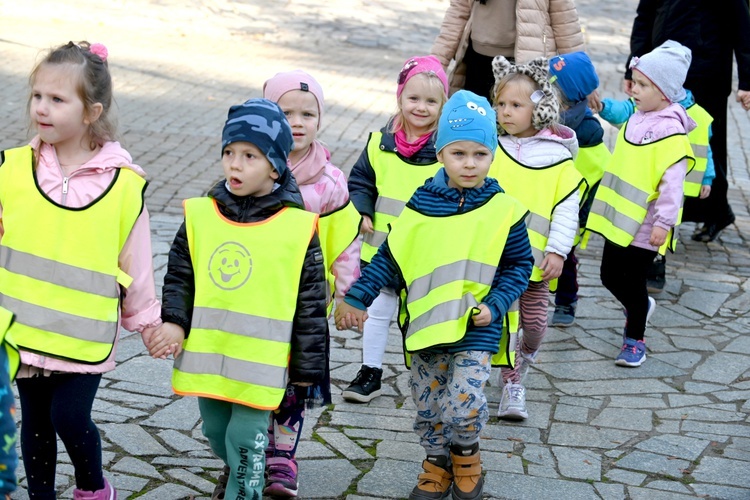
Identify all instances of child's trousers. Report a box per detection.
[600,241,657,341]
[361,287,399,368]
[502,280,549,384]
[410,350,491,456]
[199,397,270,499]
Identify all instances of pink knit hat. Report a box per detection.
[396,55,449,98]
[263,70,325,129]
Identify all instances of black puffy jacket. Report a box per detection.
[161,172,328,384]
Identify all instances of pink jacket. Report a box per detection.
[0,137,161,375]
[291,141,361,302]
[622,104,696,251]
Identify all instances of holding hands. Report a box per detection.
[334,302,368,332]
[144,322,185,359]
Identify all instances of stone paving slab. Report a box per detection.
[2,0,750,498]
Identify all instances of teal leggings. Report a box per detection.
[199,397,271,499]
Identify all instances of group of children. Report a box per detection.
[0,35,710,500]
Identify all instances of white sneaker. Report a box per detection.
[646,296,656,324]
[517,349,539,384]
[498,382,528,420]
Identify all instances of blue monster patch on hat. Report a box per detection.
[435,90,498,155]
[221,98,293,175]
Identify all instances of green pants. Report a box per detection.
[199,397,271,499]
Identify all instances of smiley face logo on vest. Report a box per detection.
[208,242,252,290]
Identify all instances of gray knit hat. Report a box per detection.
[629,40,692,103]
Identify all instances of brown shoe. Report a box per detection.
[212,465,230,500]
[409,455,453,500]
[449,443,483,500]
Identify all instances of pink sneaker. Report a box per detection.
[73,478,116,500]
[264,456,298,498]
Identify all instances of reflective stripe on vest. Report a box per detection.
[317,201,362,314]
[388,192,528,352]
[489,145,583,282]
[586,125,695,252]
[173,198,318,410]
[0,146,145,363]
[0,306,20,380]
[360,132,441,262]
[683,104,712,198]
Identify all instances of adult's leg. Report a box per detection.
[462,42,499,101]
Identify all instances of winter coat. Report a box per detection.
[627,0,750,95]
[344,169,533,354]
[431,0,585,94]
[620,103,696,251]
[291,141,360,301]
[498,125,580,258]
[1,137,161,376]
[161,173,328,384]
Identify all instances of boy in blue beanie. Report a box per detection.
[597,40,716,292]
[548,52,611,326]
[335,90,533,500]
[152,98,328,500]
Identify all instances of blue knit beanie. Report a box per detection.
[435,90,498,155]
[548,52,599,104]
[221,98,293,175]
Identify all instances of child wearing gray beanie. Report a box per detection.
[587,39,697,369]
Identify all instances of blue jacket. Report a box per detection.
[344,169,533,353]
[600,90,715,186]
[0,344,16,496]
[560,100,604,147]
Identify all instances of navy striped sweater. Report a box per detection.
[344,168,533,354]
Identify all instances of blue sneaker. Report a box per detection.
[615,338,646,367]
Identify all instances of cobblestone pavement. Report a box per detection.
[1,0,750,498]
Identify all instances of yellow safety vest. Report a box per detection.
[489,145,583,283]
[317,201,361,315]
[360,132,441,262]
[173,198,318,410]
[587,125,695,254]
[575,142,609,204]
[491,299,519,368]
[0,146,146,363]
[0,307,20,380]
[683,104,712,198]
[388,192,528,359]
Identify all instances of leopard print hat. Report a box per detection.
[491,56,560,134]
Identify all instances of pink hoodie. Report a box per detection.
[291,141,361,302]
[0,137,161,375]
[622,103,696,251]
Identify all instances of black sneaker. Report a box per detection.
[342,365,382,403]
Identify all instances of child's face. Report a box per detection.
[277,90,319,164]
[495,81,536,138]
[222,141,279,197]
[398,74,444,137]
[631,70,669,113]
[30,64,97,152]
[437,141,492,191]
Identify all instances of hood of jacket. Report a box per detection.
[208,169,305,223]
[31,136,147,177]
[626,102,697,143]
[498,124,579,166]
[407,168,504,216]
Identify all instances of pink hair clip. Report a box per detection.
[89,43,108,62]
[629,56,640,69]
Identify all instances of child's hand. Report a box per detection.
[148,323,185,359]
[587,90,602,113]
[700,185,712,199]
[650,226,668,247]
[141,325,158,349]
[471,304,493,327]
[334,302,368,332]
[540,253,564,281]
[360,215,374,235]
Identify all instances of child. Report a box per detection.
[0,41,161,499]
[343,56,448,403]
[335,90,533,500]
[150,98,328,500]
[0,307,19,500]
[597,40,714,293]
[587,40,696,367]
[547,52,611,326]
[489,56,583,420]
[262,70,361,497]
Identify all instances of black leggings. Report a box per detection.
[600,241,657,341]
[17,373,104,499]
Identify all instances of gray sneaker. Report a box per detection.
[497,382,528,420]
[551,302,576,327]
